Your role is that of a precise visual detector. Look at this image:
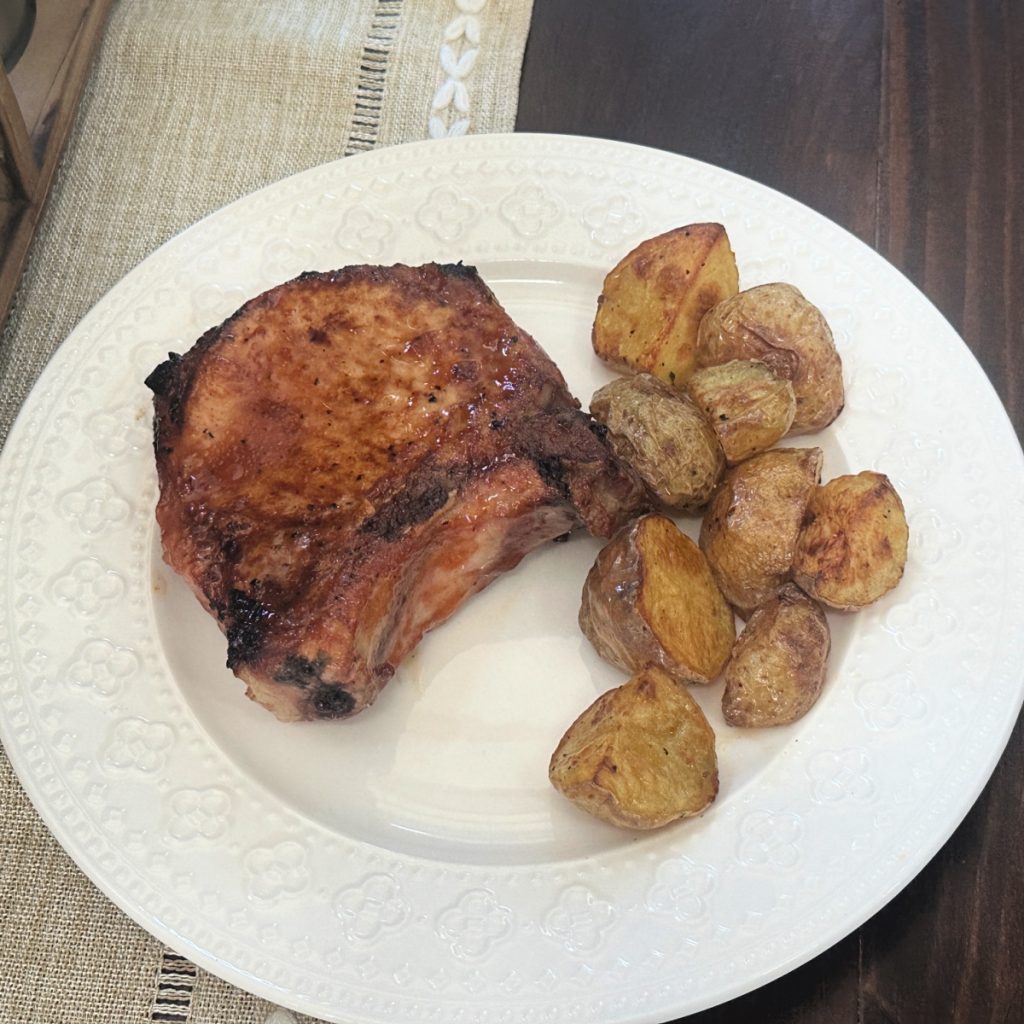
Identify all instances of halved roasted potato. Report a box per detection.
[793,471,909,609]
[686,359,796,464]
[722,584,831,727]
[699,447,823,617]
[579,513,736,685]
[549,665,718,830]
[590,373,725,512]
[696,282,843,433]
[593,223,739,386]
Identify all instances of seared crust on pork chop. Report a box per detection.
[147,263,646,721]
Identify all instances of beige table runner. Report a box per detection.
[0,2,533,1021]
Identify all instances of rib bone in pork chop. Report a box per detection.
[146,263,646,721]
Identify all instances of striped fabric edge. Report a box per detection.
[149,951,197,1023]
[344,0,405,155]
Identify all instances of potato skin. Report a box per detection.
[793,471,909,609]
[549,665,718,829]
[699,447,823,617]
[580,513,736,685]
[686,359,796,464]
[593,224,739,386]
[722,584,831,727]
[590,373,725,512]
[696,283,843,433]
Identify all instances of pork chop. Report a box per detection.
[146,263,646,721]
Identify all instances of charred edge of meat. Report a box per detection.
[525,408,644,488]
[273,653,329,688]
[148,264,274,402]
[359,479,450,541]
[220,537,241,562]
[301,262,481,293]
[218,519,249,565]
[225,588,273,668]
[438,261,479,280]
[144,352,187,430]
[308,683,357,719]
[143,352,181,400]
[303,266,385,287]
[535,455,571,500]
[515,409,609,465]
[146,319,235,431]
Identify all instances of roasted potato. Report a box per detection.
[549,665,718,829]
[580,513,735,685]
[686,359,796,464]
[699,447,823,617]
[696,282,843,433]
[593,223,739,386]
[590,373,725,512]
[721,584,831,727]
[792,471,909,609]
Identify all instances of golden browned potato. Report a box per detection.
[686,359,796,464]
[792,471,909,610]
[721,584,831,727]
[579,513,736,685]
[593,223,739,386]
[699,447,823,617]
[590,373,725,512]
[696,283,843,433]
[549,665,718,829]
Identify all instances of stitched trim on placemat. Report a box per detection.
[150,951,197,1022]
[429,0,489,138]
[344,0,405,155]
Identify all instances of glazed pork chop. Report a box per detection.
[146,263,646,721]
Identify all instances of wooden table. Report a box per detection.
[0,0,114,330]
[517,2,1022,1021]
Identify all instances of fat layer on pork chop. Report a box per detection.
[146,263,647,721]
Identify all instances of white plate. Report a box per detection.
[2,134,1022,1023]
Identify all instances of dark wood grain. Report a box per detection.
[517,2,1024,1021]
[518,0,883,248]
[878,0,1023,435]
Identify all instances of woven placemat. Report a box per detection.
[0,2,533,1021]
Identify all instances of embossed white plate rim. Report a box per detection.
[1,133,1022,1023]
